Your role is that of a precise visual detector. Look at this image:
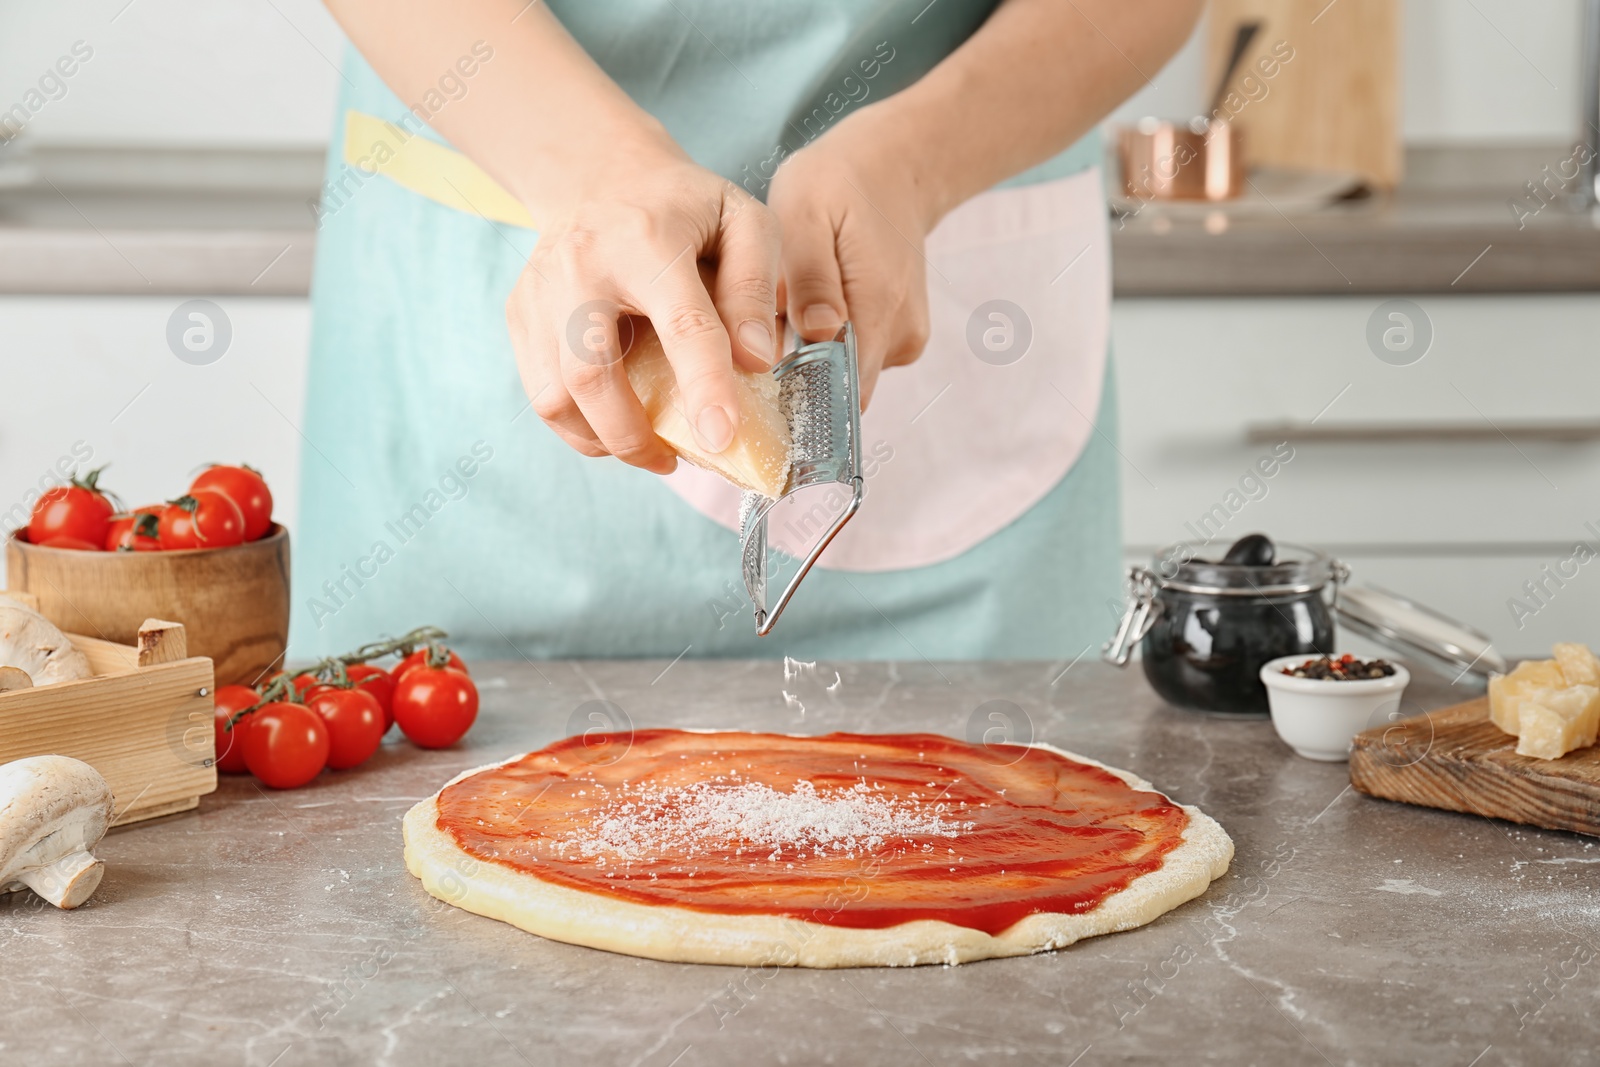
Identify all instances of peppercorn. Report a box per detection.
[1281,655,1397,681]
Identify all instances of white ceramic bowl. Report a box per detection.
[1259,655,1411,762]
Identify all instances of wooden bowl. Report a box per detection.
[5,525,290,686]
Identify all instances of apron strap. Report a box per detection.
[342,110,536,229]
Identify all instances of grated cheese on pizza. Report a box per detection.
[559,776,974,863]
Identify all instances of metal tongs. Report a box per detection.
[739,323,863,635]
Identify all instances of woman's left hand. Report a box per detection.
[766,110,942,408]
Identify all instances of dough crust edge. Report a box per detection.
[401,742,1234,968]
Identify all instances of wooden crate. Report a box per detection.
[0,592,217,826]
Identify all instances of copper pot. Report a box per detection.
[1117,118,1245,202]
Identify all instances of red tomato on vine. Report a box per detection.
[212,684,260,774]
[345,664,396,730]
[242,703,329,788]
[393,665,478,749]
[307,688,385,769]
[394,647,467,682]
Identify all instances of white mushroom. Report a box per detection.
[0,595,91,686]
[0,755,115,909]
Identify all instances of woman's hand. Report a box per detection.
[766,110,942,407]
[505,137,782,473]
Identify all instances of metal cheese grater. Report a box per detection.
[739,323,863,635]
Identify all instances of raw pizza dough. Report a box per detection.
[405,739,1232,968]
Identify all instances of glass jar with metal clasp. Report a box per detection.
[1104,542,1349,715]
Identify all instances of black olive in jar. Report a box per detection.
[1220,532,1276,567]
[1107,541,1343,715]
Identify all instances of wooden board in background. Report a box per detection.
[1350,697,1600,837]
[1206,0,1402,188]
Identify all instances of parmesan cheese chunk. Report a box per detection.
[624,323,791,499]
[1487,659,1567,736]
[1552,643,1600,687]
[1515,684,1600,760]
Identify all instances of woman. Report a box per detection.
[296,0,1201,661]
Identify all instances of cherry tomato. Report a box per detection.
[36,536,103,551]
[292,672,339,703]
[392,666,478,749]
[344,664,396,731]
[242,702,330,788]
[307,688,385,769]
[105,508,162,552]
[191,464,274,541]
[158,490,245,550]
[212,684,260,774]
[394,647,468,682]
[28,466,117,548]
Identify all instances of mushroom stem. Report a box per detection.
[0,755,115,910]
[19,849,104,909]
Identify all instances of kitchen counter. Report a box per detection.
[5,144,1599,297]
[1112,185,1600,297]
[2,659,1595,1066]
[1113,143,1600,296]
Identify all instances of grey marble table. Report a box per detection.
[2,660,1595,1066]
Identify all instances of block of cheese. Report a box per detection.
[624,321,791,499]
[1515,684,1600,760]
[1552,643,1600,687]
[1487,659,1567,736]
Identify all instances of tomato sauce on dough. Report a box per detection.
[435,729,1190,935]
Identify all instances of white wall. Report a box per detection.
[0,0,343,147]
[1402,0,1584,143]
[1110,0,1587,144]
[0,1,1586,150]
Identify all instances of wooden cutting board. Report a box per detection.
[1205,0,1402,188]
[1349,698,1600,837]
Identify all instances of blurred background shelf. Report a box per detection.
[0,145,318,295]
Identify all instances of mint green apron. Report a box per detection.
[293,0,1121,661]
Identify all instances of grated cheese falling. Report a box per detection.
[562,777,973,863]
[783,657,817,683]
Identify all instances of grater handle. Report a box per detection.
[753,477,864,636]
[739,492,774,618]
[741,322,862,636]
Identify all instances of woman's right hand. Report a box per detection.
[506,140,783,475]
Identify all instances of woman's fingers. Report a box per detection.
[778,204,848,344]
[626,247,742,455]
[508,261,676,472]
[507,269,607,454]
[776,170,932,408]
[713,186,783,371]
[557,294,679,474]
[844,249,929,408]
